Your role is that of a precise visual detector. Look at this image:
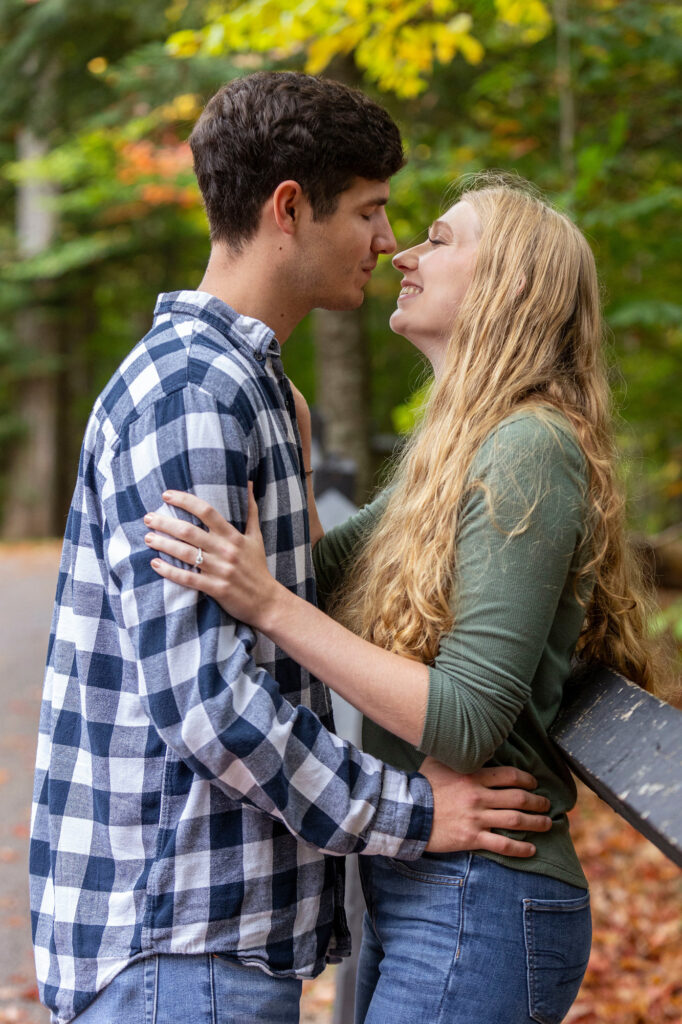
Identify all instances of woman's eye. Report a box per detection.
[427,235,445,246]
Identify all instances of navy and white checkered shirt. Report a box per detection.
[30,291,433,1023]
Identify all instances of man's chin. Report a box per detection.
[317,290,365,313]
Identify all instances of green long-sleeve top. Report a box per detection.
[313,411,591,888]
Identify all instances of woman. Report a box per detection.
[142,176,657,1023]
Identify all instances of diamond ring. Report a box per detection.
[195,547,204,567]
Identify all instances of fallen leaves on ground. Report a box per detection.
[301,969,337,1024]
[566,782,682,1023]
[0,979,43,1024]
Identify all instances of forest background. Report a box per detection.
[0,5,681,1024]
[0,0,681,619]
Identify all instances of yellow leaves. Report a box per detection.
[167,0,496,98]
[166,29,203,58]
[346,0,366,20]
[307,24,364,74]
[87,57,108,75]
[457,30,484,65]
[160,93,202,121]
[165,0,188,23]
[495,0,552,44]
[430,0,457,16]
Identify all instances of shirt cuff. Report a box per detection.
[361,770,433,861]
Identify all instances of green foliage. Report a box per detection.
[650,599,682,644]
[391,381,432,435]
[0,0,680,536]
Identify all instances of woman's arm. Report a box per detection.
[419,416,588,773]
[145,416,587,774]
[145,484,429,747]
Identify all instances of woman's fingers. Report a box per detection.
[150,556,217,596]
[144,510,213,551]
[144,531,202,568]
[245,481,261,537]
[161,489,241,537]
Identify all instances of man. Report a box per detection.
[30,72,550,1024]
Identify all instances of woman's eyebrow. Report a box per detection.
[429,219,453,235]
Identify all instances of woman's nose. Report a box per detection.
[392,245,419,272]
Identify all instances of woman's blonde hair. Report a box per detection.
[333,173,661,690]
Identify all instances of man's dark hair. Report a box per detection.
[189,71,405,248]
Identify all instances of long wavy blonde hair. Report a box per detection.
[333,174,661,690]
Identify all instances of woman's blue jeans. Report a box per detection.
[70,953,302,1024]
[356,852,591,1024]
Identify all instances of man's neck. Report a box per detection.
[197,245,303,343]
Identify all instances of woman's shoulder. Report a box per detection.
[473,407,587,481]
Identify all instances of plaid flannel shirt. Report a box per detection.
[30,291,433,1023]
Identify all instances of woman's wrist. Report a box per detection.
[256,577,295,637]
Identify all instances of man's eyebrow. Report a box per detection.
[360,195,390,207]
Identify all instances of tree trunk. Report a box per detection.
[554,0,575,187]
[2,129,59,539]
[313,307,373,503]
[634,525,682,589]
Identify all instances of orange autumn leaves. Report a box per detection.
[566,783,682,1024]
[115,138,199,210]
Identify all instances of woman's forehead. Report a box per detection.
[436,200,481,236]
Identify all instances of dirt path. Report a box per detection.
[0,542,60,1024]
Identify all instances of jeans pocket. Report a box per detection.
[388,851,468,887]
[523,891,591,1024]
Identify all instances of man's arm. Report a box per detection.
[103,383,431,859]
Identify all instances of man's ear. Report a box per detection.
[272,180,305,236]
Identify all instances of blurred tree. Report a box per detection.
[0,0,236,534]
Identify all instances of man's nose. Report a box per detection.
[373,211,397,255]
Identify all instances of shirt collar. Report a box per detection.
[154,290,280,362]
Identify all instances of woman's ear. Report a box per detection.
[272,180,305,236]
[515,273,527,296]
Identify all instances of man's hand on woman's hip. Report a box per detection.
[420,757,552,857]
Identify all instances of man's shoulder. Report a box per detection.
[94,300,263,443]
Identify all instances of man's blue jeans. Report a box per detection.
[356,852,591,1024]
[71,953,302,1023]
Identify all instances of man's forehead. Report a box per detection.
[346,177,390,205]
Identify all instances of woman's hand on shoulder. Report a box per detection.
[143,484,282,629]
